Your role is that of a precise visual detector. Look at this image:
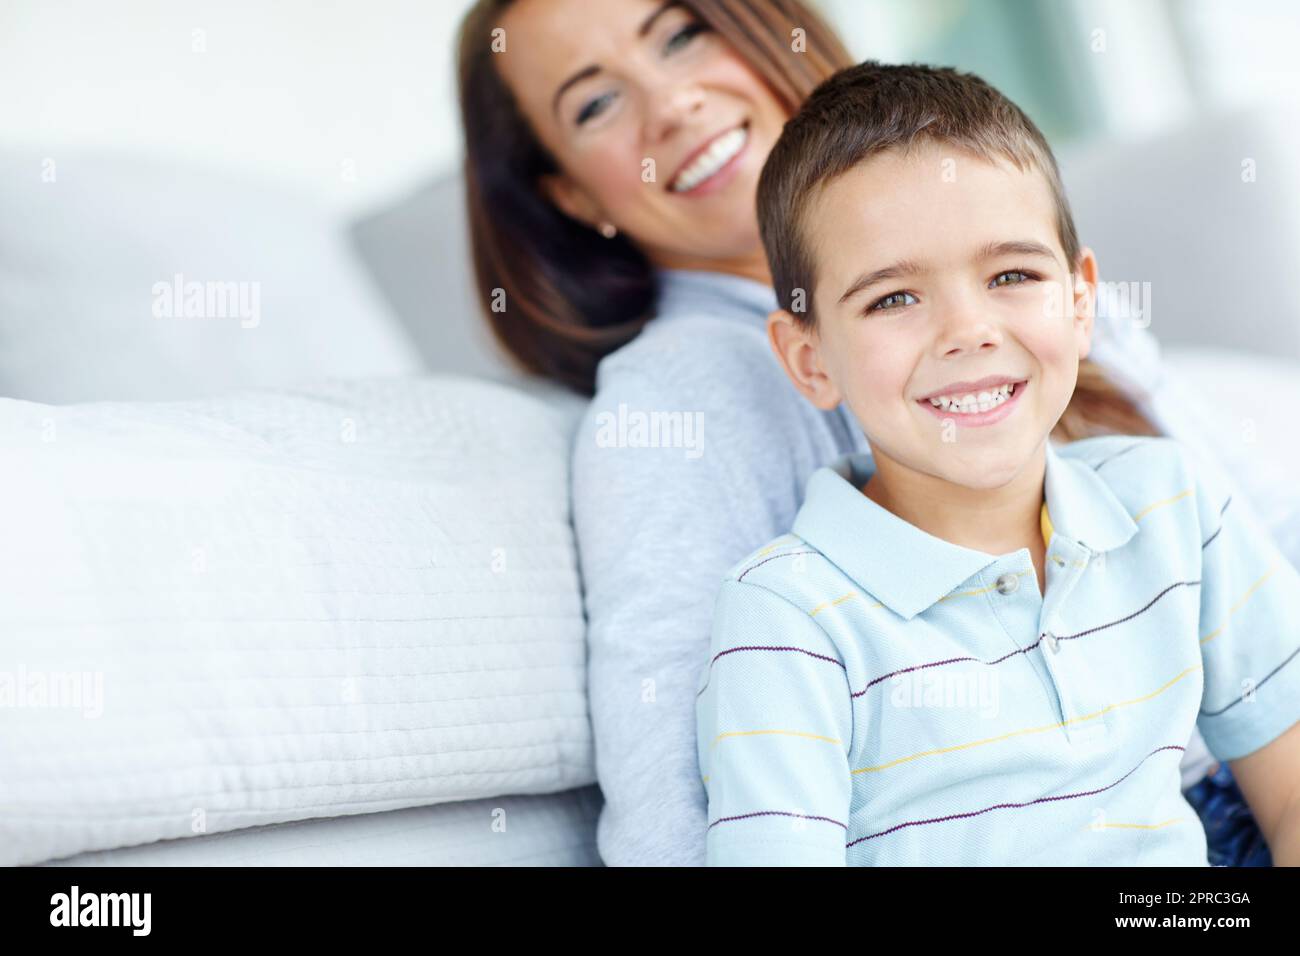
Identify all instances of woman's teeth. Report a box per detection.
[927,382,1018,413]
[670,126,748,193]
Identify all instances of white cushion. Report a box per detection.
[1159,345,1300,568]
[0,375,591,866]
[0,147,423,404]
[43,786,603,867]
[1061,103,1300,359]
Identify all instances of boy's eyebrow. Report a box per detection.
[836,239,1062,306]
[837,258,925,306]
[977,239,1061,267]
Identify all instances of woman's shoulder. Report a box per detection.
[569,270,863,492]
[592,268,789,393]
[570,312,859,515]
[596,312,772,393]
[584,313,815,438]
[573,321,825,474]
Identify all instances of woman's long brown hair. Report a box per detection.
[456,0,853,394]
[455,0,1162,441]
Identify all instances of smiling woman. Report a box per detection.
[505,0,789,261]
[456,0,849,392]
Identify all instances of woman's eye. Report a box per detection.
[574,22,708,126]
[990,270,1032,287]
[664,21,708,55]
[576,91,616,126]
[871,291,918,312]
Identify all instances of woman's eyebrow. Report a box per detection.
[637,0,682,37]
[552,66,600,117]
[550,0,682,117]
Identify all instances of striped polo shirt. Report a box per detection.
[696,434,1300,865]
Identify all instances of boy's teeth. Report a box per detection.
[927,382,1017,413]
[670,126,748,192]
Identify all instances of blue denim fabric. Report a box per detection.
[1184,763,1272,867]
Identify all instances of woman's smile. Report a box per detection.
[667,120,751,195]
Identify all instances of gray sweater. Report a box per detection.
[570,267,1218,866]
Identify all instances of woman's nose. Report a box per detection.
[643,81,706,142]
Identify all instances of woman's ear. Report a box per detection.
[539,172,604,230]
[1072,246,1099,362]
[767,309,842,410]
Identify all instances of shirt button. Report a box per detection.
[1043,630,1060,654]
[995,572,1019,595]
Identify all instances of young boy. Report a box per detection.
[695,61,1300,866]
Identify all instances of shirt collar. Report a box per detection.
[654,268,777,326]
[791,439,1140,621]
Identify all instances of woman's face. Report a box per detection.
[495,0,790,276]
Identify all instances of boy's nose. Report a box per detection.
[936,301,1002,357]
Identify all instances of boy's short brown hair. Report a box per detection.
[756,59,1162,442]
[757,60,1079,328]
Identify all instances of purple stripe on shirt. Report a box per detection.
[846,745,1186,848]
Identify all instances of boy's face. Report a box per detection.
[768,141,1096,491]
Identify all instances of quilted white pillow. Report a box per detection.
[0,375,592,865]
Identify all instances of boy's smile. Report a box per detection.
[768,140,1099,557]
[915,376,1029,427]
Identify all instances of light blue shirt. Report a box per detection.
[696,435,1300,865]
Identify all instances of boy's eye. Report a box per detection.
[871,291,918,312]
[990,270,1033,287]
[664,21,709,54]
[576,91,617,126]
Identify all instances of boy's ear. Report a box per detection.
[1071,245,1099,362]
[767,308,842,410]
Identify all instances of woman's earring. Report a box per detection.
[598,221,617,239]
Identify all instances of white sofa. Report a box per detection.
[0,147,598,866]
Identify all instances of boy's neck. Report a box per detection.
[860,441,1047,557]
